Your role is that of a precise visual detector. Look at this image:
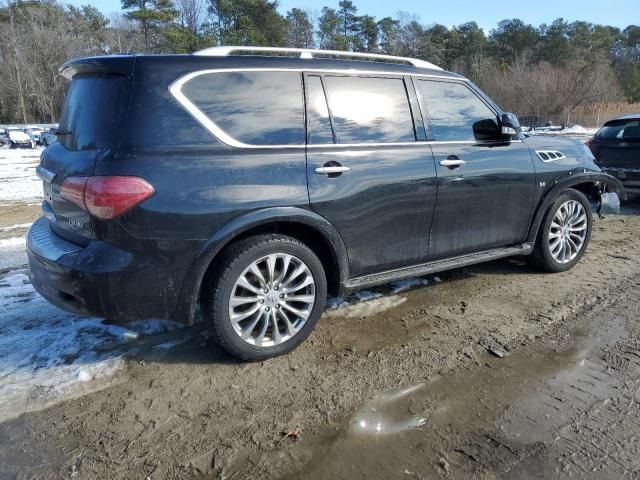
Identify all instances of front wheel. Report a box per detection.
[530,189,592,272]
[203,234,327,361]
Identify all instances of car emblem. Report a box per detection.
[68,218,84,229]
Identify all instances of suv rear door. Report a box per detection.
[39,68,132,241]
[415,78,536,259]
[305,73,437,277]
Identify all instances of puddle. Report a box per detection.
[225,314,629,479]
[349,384,427,435]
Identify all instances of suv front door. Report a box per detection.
[305,73,437,277]
[415,79,536,259]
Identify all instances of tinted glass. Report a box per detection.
[58,74,129,151]
[182,71,304,145]
[306,75,334,144]
[323,76,415,144]
[596,119,640,141]
[417,80,499,142]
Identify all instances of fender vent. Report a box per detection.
[536,150,566,162]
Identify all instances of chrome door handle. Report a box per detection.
[315,166,351,175]
[440,159,466,168]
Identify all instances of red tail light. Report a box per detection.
[585,137,593,147]
[60,176,155,220]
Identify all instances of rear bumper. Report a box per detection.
[27,217,186,321]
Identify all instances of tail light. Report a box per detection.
[585,137,593,147]
[60,176,155,220]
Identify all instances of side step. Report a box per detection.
[345,243,534,291]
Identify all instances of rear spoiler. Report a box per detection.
[59,55,136,80]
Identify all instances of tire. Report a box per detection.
[203,234,327,361]
[530,189,593,273]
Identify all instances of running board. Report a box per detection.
[345,243,534,291]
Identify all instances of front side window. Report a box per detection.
[323,76,415,144]
[416,80,499,142]
[181,71,304,145]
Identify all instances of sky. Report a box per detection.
[69,0,639,32]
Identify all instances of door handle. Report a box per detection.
[440,159,466,168]
[315,166,351,175]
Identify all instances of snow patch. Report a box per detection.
[0,222,32,233]
[326,295,407,318]
[0,148,43,204]
[0,270,186,422]
[0,236,25,249]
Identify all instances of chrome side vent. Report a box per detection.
[536,150,566,162]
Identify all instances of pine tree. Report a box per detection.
[121,0,178,52]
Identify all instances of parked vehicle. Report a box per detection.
[586,114,640,197]
[27,48,625,360]
[7,128,35,148]
[39,128,58,146]
[26,127,46,145]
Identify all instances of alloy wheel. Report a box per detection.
[228,253,316,347]
[549,200,588,264]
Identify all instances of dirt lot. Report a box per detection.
[1,162,640,478]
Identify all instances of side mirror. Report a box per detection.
[500,112,521,138]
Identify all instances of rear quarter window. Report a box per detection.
[58,73,129,151]
[180,71,304,146]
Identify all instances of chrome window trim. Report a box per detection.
[168,67,467,149]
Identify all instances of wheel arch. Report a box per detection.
[526,171,625,243]
[174,207,349,324]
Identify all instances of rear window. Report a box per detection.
[58,73,129,151]
[596,119,640,141]
[181,71,304,146]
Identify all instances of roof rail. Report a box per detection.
[193,46,442,71]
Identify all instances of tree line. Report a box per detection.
[0,0,639,124]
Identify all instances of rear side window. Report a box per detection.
[416,80,499,142]
[323,76,415,144]
[58,74,129,151]
[181,71,304,145]
[596,120,640,141]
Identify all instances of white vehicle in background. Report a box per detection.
[26,127,46,145]
[7,128,36,149]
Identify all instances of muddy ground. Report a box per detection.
[1,198,640,479]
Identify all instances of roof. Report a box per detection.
[194,46,442,70]
[61,53,462,81]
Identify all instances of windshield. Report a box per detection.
[58,73,130,151]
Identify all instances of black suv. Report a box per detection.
[587,114,640,197]
[27,47,625,360]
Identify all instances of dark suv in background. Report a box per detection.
[28,47,625,360]
[587,114,640,197]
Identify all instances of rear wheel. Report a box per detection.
[530,189,592,272]
[203,234,327,361]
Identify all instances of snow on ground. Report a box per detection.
[0,268,187,422]
[0,148,191,421]
[526,124,598,139]
[0,222,32,233]
[0,147,43,204]
[0,235,27,271]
